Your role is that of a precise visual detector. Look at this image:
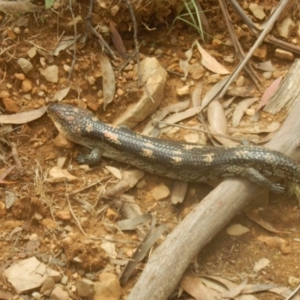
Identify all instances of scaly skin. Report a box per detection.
[48,103,300,193]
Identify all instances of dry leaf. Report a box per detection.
[246,210,290,234]
[0,106,47,124]
[207,100,238,147]
[105,166,122,180]
[232,97,259,127]
[181,274,220,299]
[109,21,127,58]
[192,81,203,107]
[257,77,283,111]
[171,180,188,204]
[50,86,71,102]
[194,40,230,74]
[253,258,270,272]
[0,0,43,13]
[257,236,292,254]
[101,54,115,110]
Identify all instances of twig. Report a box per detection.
[218,0,290,99]
[123,0,141,86]
[68,0,77,80]
[218,0,263,92]
[85,0,116,58]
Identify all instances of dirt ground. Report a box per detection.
[0,0,300,299]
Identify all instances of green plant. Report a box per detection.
[168,0,205,41]
[45,0,55,8]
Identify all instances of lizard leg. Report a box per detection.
[222,166,285,194]
[76,148,102,165]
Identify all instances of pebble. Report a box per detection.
[110,4,120,16]
[2,98,19,113]
[39,65,59,83]
[207,74,221,83]
[76,278,94,298]
[40,277,55,294]
[27,47,37,58]
[249,3,266,20]
[0,202,6,217]
[235,75,244,87]
[14,73,25,80]
[53,134,74,149]
[57,210,71,220]
[50,285,69,300]
[275,49,294,61]
[0,91,10,98]
[154,49,163,56]
[262,72,272,79]
[13,27,21,34]
[151,184,170,201]
[116,88,124,96]
[277,17,295,39]
[288,276,300,287]
[21,78,32,92]
[41,218,58,230]
[18,58,33,73]
[176,85,190,96]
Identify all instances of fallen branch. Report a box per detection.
[127,59,300,300]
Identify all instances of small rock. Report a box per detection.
[151,184,170,201]
[207,74,221,83]
[253,44,267,60]
[52,1,61,10]
[2,98,19,113]
[184,132,199,143]
[110,4,119,16]
[116,88,124,96]
[21,78,32,92]
[0,91,10,98]
[236,75,244,87]
[249,3,266,20]
[86,76,96,85]
[154,49,163,56]
[76,278,94,298]
[63,64,71,72]
[223,56,234,63]
[56,210,71,220]
[41,218,57,230]
[14,73,25,80]
[277,17,295,39]
[40,277,55,294]
[0,202,6,217]
[94,273,122,300]
[288,276,300,287]
[27,47,37,58]
[262,72,272,79]
[79,217,89,228]
[176,85,190,96]
[106,208,118,219]
[50,285,69,300]
[61,275,68,285]
[272,70,281,78]
[53,133,74,148]
[39,65,59,83]
[18,58,33,73]
[275,49,294,61]
[189,63,204,80]
[13,27,21,35]
[32,292,42,299]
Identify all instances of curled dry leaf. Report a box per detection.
[0,0,43,13]
[207,100,238,147]
[171,180,188,204]
[229,122,281,134]
[109,21,127,59]
[103,169,144,198]
[0,106,47,124]
[191,81,203,107]
[246,210,290,234]
[257,236,292,254]
[180,274,221,299]
[101,54,115,110]
[232,97,259,127]
[253,258,270,273]
[104,166,122,180]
